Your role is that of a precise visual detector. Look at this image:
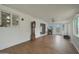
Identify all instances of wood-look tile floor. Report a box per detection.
[0,35,78,54]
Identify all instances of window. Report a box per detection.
[78,17,79,36]
[73,16,79,37]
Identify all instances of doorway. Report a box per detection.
[31,21,36,41]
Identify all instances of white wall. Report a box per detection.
[0,5,48,50]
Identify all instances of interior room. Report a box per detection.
[0,4,79,54]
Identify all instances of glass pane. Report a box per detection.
[12,14,19,26]
[76,17,78,34]
[78,17,79,35]
[0,11,1,25]
[0,11,11,27]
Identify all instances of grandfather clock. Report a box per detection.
[31,21,36,41]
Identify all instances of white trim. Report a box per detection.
[70,40,79,53]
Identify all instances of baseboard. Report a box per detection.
[0,39,30,50]
[0,35,47,51]
[70,40,79,53]
[36,34,47,39]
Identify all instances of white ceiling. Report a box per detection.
[3,4,79,22]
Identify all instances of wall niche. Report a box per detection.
[0,11,11,27]
[12,14,19,26]
[40,23,46,34]
[0,11,19,27]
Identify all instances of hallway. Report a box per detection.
[0,35,78,54]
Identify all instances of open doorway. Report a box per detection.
[31,21,36,41]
